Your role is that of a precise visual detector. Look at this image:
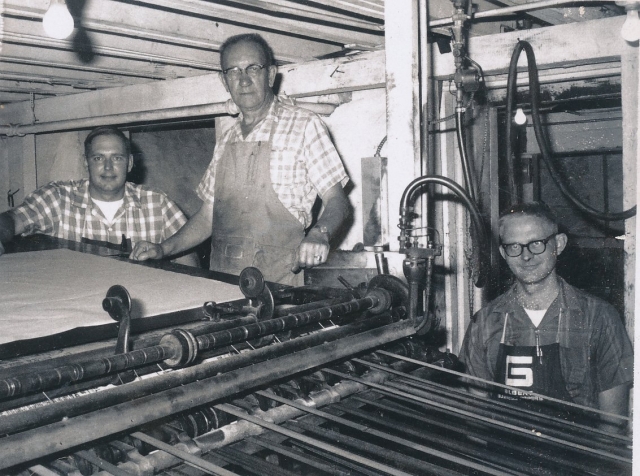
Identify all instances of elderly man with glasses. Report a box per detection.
[131,33,350,285]
[459,201,633,433]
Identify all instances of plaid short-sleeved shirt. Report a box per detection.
[197,98,348,228]
[11,179,187,249]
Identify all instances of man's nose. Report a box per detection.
[238,72,252,85]
[103,157,114,169]
[520,246,533,260]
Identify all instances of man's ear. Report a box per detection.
[555,232,568,256]
[83,156,89,171]
[219,72,229,92]
[498,245,506,261]
[127,155,134,173]
[268,65,277,88]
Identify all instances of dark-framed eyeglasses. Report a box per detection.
[222,64,266,80]
[501,233,557,257]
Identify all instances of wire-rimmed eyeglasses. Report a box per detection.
[222,64,266,80]
[500,233,557,257]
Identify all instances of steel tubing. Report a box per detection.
[0,295,381,400]
[217,404,415,476]
[0,315,391,437]
[0,319,413,469]
[323,369,632,466]
[355,357,630,448]
[195,294,380,351]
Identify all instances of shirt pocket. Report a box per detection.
[560,333,590,398]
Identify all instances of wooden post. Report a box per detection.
[384,0,421,252]
[621,36,638,345]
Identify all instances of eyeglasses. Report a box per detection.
[501,233,557,257]
[222,64,266,80]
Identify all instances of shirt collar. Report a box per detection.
[232,96,279,139]
[491,277,580,314]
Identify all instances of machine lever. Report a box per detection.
[103,285,136,383]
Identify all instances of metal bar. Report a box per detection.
[74,450,137,476]
[0,295,379,400]
[249,436,351,476]
[273,295,354,317]
[331,401,565,475]
[0,315,391,437]
[429,0,609,27]
[285,441,384,476]
[323,368,632,465]
[256,391,514,476]
[375,350,631,423]
[213,446,297,476]
[216,403,414,476]
[353,394,627,476]
[0,320,412,469]
[131,432,239,476]
[354,357,630,445]
[195,295,379,351]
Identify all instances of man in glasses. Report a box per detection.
[460,202,633,432]
[131,33,350,285]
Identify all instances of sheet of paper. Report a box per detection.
[0,249,244,344]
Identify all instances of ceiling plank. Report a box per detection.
[5,2,343,63]
[292,0,384,19]
[128,0,384,47]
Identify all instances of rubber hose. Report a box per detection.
[400,174,489,288]
[511,40,636,221]
[456,109,477,202]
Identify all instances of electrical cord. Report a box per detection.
[506,40,636,221]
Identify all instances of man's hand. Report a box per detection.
[130,241,164,261]
[292,228,330,272]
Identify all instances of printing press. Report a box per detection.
[0,234,632,476]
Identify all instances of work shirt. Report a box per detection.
[12,179,187,249]
[197,98,348,228]
[459,278,634,408]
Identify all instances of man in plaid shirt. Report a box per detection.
[132,33,350,285]
[0,126,195,265]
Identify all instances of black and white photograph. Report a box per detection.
[0,1,637,474]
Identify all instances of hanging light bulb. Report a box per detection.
[42,0,75,40]
[514,108,527,125]
[620,8,640,43]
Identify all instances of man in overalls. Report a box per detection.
[0,126,195,265]
[459,202,633,433]
[132,34,350,286]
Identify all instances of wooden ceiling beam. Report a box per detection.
[4,2,341,63]
[128,0,383,48]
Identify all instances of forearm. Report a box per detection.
[162,202,213,258]
[310,183,350,240]
[598,384,630,434]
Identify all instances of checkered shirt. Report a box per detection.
[11,179,187,249]
[197,98,348,228]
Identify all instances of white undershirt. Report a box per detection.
[524,308,547,328]
[91,198,123,225]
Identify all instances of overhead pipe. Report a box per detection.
[0,99,338,137]
[430,0,615,27]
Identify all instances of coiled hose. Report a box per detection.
[506,40,635,221]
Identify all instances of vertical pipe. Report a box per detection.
[385,1,421,252]
[419,0,431,244]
